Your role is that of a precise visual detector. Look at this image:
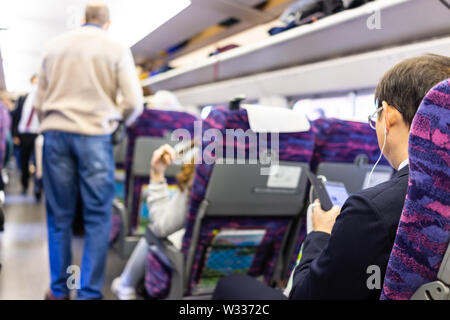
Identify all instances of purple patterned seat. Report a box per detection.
[109,212,122,244]
[109,110,197,245]
[381,79,450,300]
[145,106,315,298]
[0,102,11,170]
[182,107,315,295]
[145,245,174,299]
[310,118,387,170]
[125,109,197,231]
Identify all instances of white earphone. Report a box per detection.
[367,126,387,188]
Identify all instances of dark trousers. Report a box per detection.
[18,133,37,192]
[213,274,287,300]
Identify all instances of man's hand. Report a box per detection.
[13,137,20,145]
[312,199,341,235]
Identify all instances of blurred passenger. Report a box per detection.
[0,96,12,232]
[34,134,44,201]
[147,90,199,115]
[111,144,194,300]
[213,54,450,300]
[13,75,41,196]
[34,2,143,300]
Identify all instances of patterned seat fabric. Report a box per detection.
[125,109,197,231]
[310,118,387,171]
[182,107,315,295]
[145,246,173,299]
[0,102,11,170]
[381,79,450,300]
[109,212,122,244]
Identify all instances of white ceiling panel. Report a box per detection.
[0,0,192,92]
[131,0,285,62]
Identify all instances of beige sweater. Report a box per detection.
[35,25,143,135]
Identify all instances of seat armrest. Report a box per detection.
[145,225,167,254]
[411,245,450,300]
[112,199,129,258]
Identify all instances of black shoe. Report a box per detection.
[44,289,70,300]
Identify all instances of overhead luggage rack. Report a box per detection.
[172,36,450,106]
[132,0,289,63]
[141,0,450,93]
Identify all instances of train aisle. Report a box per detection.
[0,169,126,300]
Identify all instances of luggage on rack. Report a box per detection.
[269,0,344,36]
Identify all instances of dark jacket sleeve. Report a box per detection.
[289,194,390,300]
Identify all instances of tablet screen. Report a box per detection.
[324,182,349,207]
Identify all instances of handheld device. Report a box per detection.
[323,181,349,208]
[306,171,334,211]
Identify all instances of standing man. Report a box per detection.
[35,2,143,300]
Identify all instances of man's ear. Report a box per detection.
[382,102,402,134]
[382,101,391,134]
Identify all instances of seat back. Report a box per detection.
[185,161,310,295]
[317,162,393,194]
[183,107,315,295]
[127,136,183,234]
[124,109,197,232]
[310,118,387,171]
[382,78,450,300]
[204,161,309,217]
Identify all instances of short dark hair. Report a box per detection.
[375,54,450,127]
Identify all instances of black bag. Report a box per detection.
[286,0,343,23]
[346,0,374,10]
[269,0,344,36]
[111,120,126,145]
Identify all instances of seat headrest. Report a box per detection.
[242,104,311,133]
[381,78,450,300]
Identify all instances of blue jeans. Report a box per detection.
[43,131,114,299]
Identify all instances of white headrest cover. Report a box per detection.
[243,104,311,133]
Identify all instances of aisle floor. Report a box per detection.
[0,170,127,300]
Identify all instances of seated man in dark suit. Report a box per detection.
[213,54,450,300]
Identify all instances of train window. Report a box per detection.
[292,94,354,121]
[292,92,376,122]
[353,93,376,122]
